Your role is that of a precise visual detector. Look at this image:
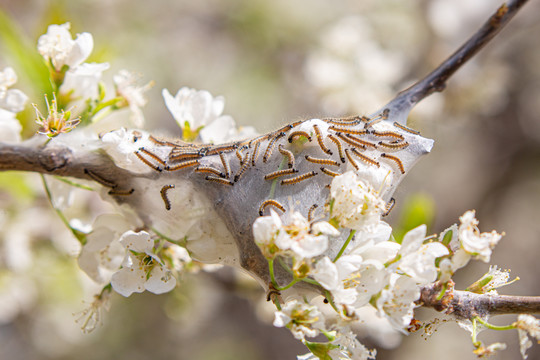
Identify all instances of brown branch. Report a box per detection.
[420,282,540,319]
[0,137,144,192]
[382,0,530,125]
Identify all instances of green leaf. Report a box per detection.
[0,9,53,131]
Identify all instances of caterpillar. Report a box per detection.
[328,126,370,136]
[380,153,405,174]
[234,154,251,182]
[164,159,199,171]
[205,175,234,186]
[263,132,286,163]
[326,134,345,163]
[219,151,231,178]
[308,204,319,222]
[393,121,420,135]
[313,124,332,155]
[258,199,286,216]
[139,147,167,165]
[320,167,340,177]
[108,187,135,196]
[288,131,312,143]
[264,168,298,180]
[278,145,295,168]
[350,148,380,167]
[344,149,359,171]
[281,171,317,185]
[84,168,116,188]
[195,166,225,177]
[305,155,340,167]
[135,151,163,172]
[160,184,175,211]
[378,141,409,150]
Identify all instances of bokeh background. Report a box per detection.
[1,0,539,359]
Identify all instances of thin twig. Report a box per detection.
[381,0,530,125]
[420,282,540,319]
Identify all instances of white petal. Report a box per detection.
[145,266,177,294]
[311,221,340,237]
[111,267,146,297]
[66,32,93,68]
[313,256,340,290]
[119,230,152,252]
[400,224,427,255]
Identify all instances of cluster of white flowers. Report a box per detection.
[0,67,28,142]
[253,169,507,358]
[36,23,150,127]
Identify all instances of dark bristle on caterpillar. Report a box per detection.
[258,199,286,216]
[160,184,175,211]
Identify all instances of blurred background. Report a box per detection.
[0,0,539,359]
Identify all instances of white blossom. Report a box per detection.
[515,314,540,359]
[330,171,387,231]
[254,210,338,260]
[376,274,420,332]
[273,299,325,340]
[163,87,225,131]
[37,23,93,71]
[397,225,449,284]
[253,209,283,259]
[458,210,503,262]
[163,86,257,143]
[0,67,28,114]
[110,231,176,297]
[77,214,133,284]
[113,70,152,127]
[0,108,22,143]
[60,62,110,99]
[275,212,338,259]
[313,255,363,306]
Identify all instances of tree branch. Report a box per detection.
[381,0,530,125]
[420,282,540,319]
[0,137,145,193]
